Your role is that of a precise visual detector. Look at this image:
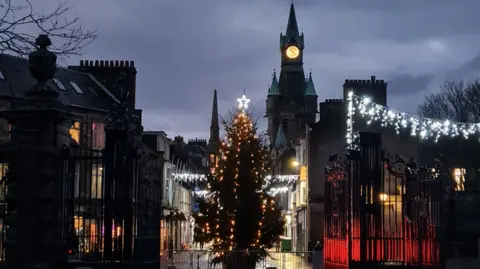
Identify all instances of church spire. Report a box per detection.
[285,2,300,37]
[207,89,220,154]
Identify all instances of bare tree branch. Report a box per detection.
[0,0,96,58]
[418,79,474,122]
[465,78,480,121]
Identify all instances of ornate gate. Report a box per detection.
[324,132,444,269]
[324,151,350,269]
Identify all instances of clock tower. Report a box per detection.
[266,2,317,147]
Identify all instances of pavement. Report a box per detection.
[160,250,314,269]
[265,251,313,269]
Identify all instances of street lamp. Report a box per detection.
[291,160,300,167]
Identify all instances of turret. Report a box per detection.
[266,70,281,114]
[303,71,318,115]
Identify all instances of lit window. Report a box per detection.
[69,121,81,144]
[53,78,66,91]
[453,168,466,191]
[91,163,103,198]
[0,163,8,200]
[92,122,105,149]
[69,81,84,94]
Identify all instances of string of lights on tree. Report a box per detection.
[192,93,283,257]
[346,90,480,147]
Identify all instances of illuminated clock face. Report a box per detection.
[286,45,300,59]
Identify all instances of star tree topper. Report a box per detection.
[237,93,251,112]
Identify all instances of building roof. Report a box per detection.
[304,72,317,96]
[274,124,287,149]
[0,54,118,111]
[268,71,280,96]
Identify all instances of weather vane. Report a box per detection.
[237,90,250,113]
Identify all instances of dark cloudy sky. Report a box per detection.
[46,0,480,139]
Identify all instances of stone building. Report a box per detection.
[308,76,421,247]
[0,45,163,268]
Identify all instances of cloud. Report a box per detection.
[32,0,480,140]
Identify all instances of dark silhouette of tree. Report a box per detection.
[193,109,284,269]
[0,0,96,57]
[418,79,480,245]
[417,79,480,169]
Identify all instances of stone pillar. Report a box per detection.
[1,35,72,269]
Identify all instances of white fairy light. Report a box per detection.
[173,173,299,183]
[346,91,480,147]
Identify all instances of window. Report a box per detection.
[0,163,8,200]
[0,119,8,143]
[69,81,84,94]
[69,121,81,144]
[53,78,66,91]
[453,168,465,191]
[92,122,105,149]
[91,163,103,198]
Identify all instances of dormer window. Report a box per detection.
[69,81,84,94]
[53,78,66,91]
[0,70,4,80]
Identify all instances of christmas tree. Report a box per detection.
[193,95,284,268]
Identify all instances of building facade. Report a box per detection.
[142,131,198,252]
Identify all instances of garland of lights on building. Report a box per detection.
[173,173,298,183]
[347,91,480,147]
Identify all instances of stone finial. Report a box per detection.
[27,34,59,97]
[28,35,57,84]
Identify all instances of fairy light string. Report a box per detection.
[347,91,480,147]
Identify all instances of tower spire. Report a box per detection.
[286,2,300,37]
[207,89,220,154]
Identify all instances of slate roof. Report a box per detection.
[304,72,317,96]
[0,53,119,111]
[268,72,280,96]
[274,124,287,149]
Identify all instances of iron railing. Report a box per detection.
[159,250,315,269]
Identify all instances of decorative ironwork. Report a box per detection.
[105,73,139,131]
[382,149,406,177]
[324,132,444,269]
[27,34,59,97]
